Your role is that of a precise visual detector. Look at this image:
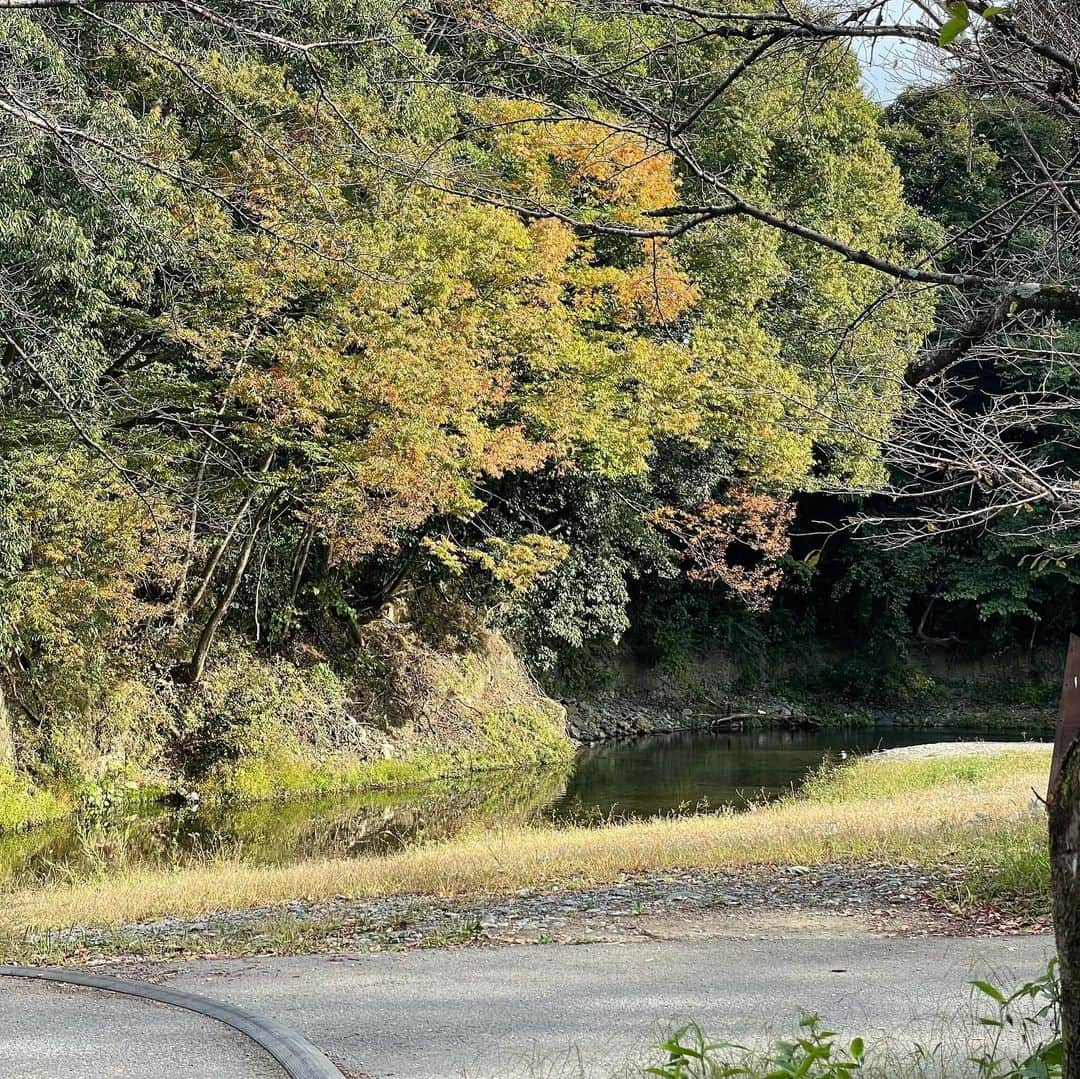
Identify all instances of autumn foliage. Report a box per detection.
[0,0,931,808]
[652,489,796,610]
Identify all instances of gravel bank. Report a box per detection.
[28,861,1047,969]
[875,740,1051,761]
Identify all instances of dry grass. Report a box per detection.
[0,745,1051,934]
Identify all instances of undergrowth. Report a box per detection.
[643,960,1062,1079]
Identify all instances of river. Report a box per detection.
[0,725,1042,888]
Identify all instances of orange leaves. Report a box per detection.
[569,241,699,328]
[473,98,679,223]
[651,486,795,609]
[616,242,700,326]
[551,127,677,223]
[470,99,699,330]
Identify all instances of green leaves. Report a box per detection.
[645,968,1063,1079]
[939,2,970,45]
[645,1014,865,1078]
[967,960,1063,1078]
[939,2,1007,45]
[972,979,1009,1006]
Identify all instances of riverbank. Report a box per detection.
[0,744,1051,963]
[23,861,1050,968]
[0,623,574,834]
[562,689,1054,745]
[563,696,814,744]
[559,644,1061,746]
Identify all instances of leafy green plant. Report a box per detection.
[647,1015,865,1078]
[643,963,1062,1079]
[967,959,1062,1078]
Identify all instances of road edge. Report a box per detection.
[0,965,344,1079]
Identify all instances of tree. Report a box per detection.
[368,0,1080,1062]
[4,2,1078,1046]
[0,0,931,826]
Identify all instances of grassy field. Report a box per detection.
[0,745,1052,938]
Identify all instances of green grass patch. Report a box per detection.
[801,748,1048,803]
[0,770,68,834]
[955,815,1052,917]
[802,749,1052,916]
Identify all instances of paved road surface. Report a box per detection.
[154,935,1057,1078]
[1,976,283,1078]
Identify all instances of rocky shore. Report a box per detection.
[560,696,1055,745]
[562,698,813,745]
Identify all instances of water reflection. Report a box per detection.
[0,725,1042,888]
[0,767,570,889]
[548,725,1039,820]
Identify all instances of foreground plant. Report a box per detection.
[969,959,1062,1078]
[644,961,1062,1079]
[647,1015,865,1078]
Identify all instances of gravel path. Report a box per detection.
[37,861,1046,968]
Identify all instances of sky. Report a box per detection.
[851,1,938,103]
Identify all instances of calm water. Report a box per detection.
[0,725,1043,888]
[551,726,1040,819]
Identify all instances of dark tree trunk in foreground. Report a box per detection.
[1051,739,1080,1079]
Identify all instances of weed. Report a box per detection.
[640,962,1062,1078]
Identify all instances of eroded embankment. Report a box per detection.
[0,621,572,834]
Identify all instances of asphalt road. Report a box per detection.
[151,935,1057,1078]
[1,976,283,1078]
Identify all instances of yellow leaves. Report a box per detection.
[574,241,700,328]
[481,426,553,478]
[527,218,575,269]
[423,534,570,591]
[231,365,326,433]
[142,64,713,559]
[471,98,679,225]
[691,318,815,490]
[445,0,548,26]
[523,335,703,475]
[0,449,184,678]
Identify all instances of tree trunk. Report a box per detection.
[1051,739,1080,1079]
[0,680,14,769]
[174,490,279,685]
[187,450,274,612]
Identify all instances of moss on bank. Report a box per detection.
[194,630,571,804]
[0,770,68,834]
[203,704,572,804]
[0,621,573,834]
